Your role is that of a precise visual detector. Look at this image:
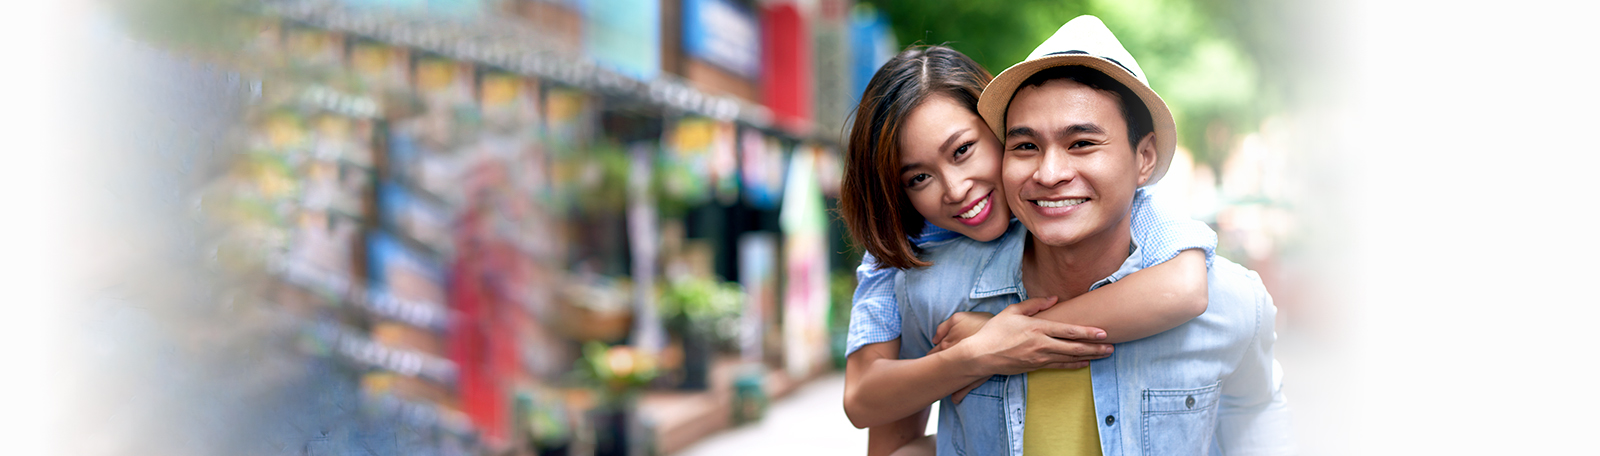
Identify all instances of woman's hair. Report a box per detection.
[839,45,993,270]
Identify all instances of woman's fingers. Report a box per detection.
[1001,295,1059,316]
[1042,338,1113,359]
[933,317,954,345]
[1037,320,1107,341]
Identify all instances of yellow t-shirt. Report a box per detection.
[1023,367,1102,455]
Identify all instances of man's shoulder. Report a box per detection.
[1202,255,1274,332]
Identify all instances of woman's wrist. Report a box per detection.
[941,341,990,380]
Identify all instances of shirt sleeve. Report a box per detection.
[1214,268,1296,454]
[845,252,902,357]
[1129,187,1217,269]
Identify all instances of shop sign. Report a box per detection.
[683,0,761,80]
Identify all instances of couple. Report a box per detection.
[839,16,1292,456]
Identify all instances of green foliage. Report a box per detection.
[658,276,745,322]
[860,0,1294,170]
[571,342,659,407]
[658,276,745,350]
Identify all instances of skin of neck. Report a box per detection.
[1020,213,1135,301]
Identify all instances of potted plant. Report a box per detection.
[657,277,744,390]
[572,342,657,456]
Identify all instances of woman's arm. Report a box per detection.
[863,364,931,456]
[1031,247,1208,343]
[843,297,1111,428]
[934,248,1207,351]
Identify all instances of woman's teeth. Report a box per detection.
[1034,198,1087,208]
[957,196,989,219]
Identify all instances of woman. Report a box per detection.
[837,45,1216,455]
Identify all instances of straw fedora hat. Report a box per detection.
[977,15,1178,186]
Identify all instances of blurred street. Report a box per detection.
[675,373,865,455]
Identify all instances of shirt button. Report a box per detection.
[1186,396,1196,409]
[1104,415,1115,426]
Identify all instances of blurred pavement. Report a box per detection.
[675,373,869,455]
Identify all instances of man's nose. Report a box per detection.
[1033,149,1076,187]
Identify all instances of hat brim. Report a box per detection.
[977,55,1177,187]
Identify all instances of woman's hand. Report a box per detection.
[944,295,1112,378]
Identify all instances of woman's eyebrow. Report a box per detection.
[939,128,970,153]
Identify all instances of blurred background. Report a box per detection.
[5,0,1597,455]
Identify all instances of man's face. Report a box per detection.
[1002,78,1157,248]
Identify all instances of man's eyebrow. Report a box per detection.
[939,128,970,154]
[1056,123,1107,139]
[1005,126,1037,139]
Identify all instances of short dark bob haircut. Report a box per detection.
[839,45,992,270]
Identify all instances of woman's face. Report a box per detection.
[897,94,1012,242]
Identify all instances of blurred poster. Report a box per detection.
[816,145,842,198]
[738,233,777,364]
[740,128,785,209]
[479,72,540,133]
[849,6,897,103]
[662,117,715,206]
[584,0,661,80]
[367,232,447,308]
[350,40,410,92]
[683,0,761,80]
[284,27,344,68]
[780,147,829,378]
[712,120,740,204]
[543,88,595,152]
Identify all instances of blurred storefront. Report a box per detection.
[131,0,897,454]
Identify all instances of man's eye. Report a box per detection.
[1072,140,1095,149]
[1010,142,1037,151]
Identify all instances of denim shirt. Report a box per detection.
[895,221,1293,456]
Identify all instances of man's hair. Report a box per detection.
[1009,65,1153,150]
[839,45,992,270]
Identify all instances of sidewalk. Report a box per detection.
[673,372,869,455]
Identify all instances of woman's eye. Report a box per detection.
[905,173,931,188]
[953,142,974,157]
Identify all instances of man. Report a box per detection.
[895,15,1292,455]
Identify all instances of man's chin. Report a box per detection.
[1026,230,1084,248]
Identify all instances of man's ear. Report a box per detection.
[1134,132,1158,186]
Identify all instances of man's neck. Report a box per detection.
[1020,217,1135,301]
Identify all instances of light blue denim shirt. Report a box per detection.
[895,220,1292,456]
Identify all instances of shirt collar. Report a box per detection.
[968,221,1147,298]
[971,221,1028,299]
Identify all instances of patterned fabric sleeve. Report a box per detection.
[1129,187,1217,269]
[845,252,902,356]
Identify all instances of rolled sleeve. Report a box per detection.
[846,252,902,356]
[1130,188,1217,269]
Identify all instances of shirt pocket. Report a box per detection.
[949,375,1008,456]
[1140,382,1221,455]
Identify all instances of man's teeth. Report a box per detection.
[957,197,989,219]
[1034,198,1087,208]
